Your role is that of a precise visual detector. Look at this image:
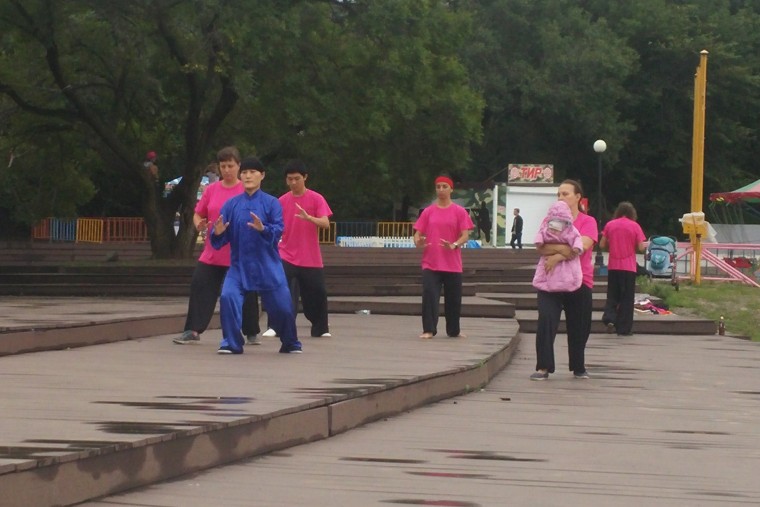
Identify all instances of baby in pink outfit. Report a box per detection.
[532,201,584,292]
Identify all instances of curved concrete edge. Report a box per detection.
[0,334,521,507]
[0,315,220,357]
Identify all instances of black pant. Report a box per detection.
[602,270,637,335]
[184,261,259,336]
[421,269,463,337]
[535,285,592,374]
[283,260,330,336]
[510,232,522,249]
[259,260,330,336]
[480,223,491,243]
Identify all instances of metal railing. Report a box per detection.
[377,221,414,237]
[32,218,417,246]
[675,242,760,287]
[104,218,149,242]
[75,219,104,243]
[318,222,337,244]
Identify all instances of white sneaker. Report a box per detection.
[320,332,332,338]
[262,328,277,338]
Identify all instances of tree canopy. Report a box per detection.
[2,0,759,254]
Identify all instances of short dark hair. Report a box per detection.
[614,201,637,220]
[239,156,265,173]
[283,159,308,177]
[217,146,240,163]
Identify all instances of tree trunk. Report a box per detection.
[142,163,206,260]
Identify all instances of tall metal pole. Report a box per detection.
[593,139,607,271]
[595,153,604,269]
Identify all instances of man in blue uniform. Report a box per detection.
[210,157,303,354]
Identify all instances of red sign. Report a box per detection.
[507,164,554,184]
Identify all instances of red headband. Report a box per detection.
[435,176,454,189]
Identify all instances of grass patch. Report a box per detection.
[638,278,760,341]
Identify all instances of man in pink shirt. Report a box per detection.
[273,160,333,338]
[600,201,646,336]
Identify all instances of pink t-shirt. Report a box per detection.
[603,217,645,272]
[414,203,474,273]
[195,181,244,266]
[278,189,333,268]
[574,211,599,288]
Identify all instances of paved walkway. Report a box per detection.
[83,330,760,507]
[1,297,758,507]
[0,297,518,507]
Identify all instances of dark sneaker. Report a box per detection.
[246,335,262,345]
[605,323,615,334]
[574,371,591,379]
[173,330,199,345]
[279,345,303,354]
[217,346,242,355]
[530,371,549,381]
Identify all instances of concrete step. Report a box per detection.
[329,296,515,319]
[0,241,542,266]
[0,284,192,297]
[328,283,480,297]
[480,292,608,311]
[471,281,609,294]
[515,310,717,335]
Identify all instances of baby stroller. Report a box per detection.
[645,236,679,290]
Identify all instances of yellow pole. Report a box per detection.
[691,50,708,285]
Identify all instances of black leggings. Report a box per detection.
[259,260,330,337]
[603,270,637,335]
[421,269,463,337]
[183,261,259,336]
[534,285,592,374]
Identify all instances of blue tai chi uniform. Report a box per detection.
[211,190,302,353]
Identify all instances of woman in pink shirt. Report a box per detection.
[413,176,474,339]
[173,146,259,345]
[600,201,646,336]
[531,179,598,380]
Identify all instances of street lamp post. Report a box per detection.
[593,139,607,272]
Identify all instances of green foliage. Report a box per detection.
[464,0,637,185]
[2,0,760,254]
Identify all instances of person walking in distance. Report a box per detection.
[510,208,523,249]
[600,201,646,336]
[413,175,474,340]
[211,156,302,354]
[476,201,491,245]
[173,146,260,346]
[267,159,333,338]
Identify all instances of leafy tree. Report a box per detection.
[583,0,760,234]
[0,0,257,256]
[464,0,760,236]
[224,0,483,219]
[0,0,483,255]
[463,0,636,214]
